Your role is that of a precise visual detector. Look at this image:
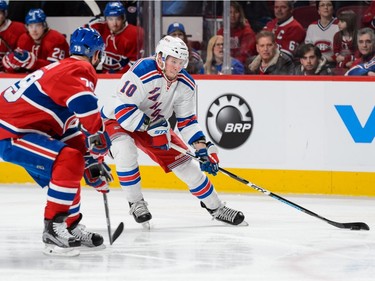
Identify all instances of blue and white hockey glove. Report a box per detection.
[83,155,113,193]
[147,118,171,150]
[81,126,111,156]
[195,141,220,176]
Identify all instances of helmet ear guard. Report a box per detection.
[155,35,189,69]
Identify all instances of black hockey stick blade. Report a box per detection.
[326,220,370,231]
[169,143,370,231]
[111,222,124,244]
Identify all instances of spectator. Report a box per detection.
[200,35,244,75]
[248,30,294,75]
[305,1,339,67]
[89,1,144,74]
[333,10,358,69]
[264,0,306,59]
[294,43,332,75]
[167,22,203,74]
[2,8,69,73]
[217,1,256,65]
[363,0,375,30]
[351,27,375,67]
[0,0,27,72]
[238,1,273,32]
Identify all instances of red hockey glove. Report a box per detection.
[83,155,113,193]
[81,125,112,156]
[2,48,36,71]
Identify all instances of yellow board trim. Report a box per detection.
[1,162,374,196]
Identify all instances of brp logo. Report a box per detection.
[206,94,253,149]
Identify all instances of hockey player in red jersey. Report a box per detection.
[89,1,144,73]
[101,36,245,228]
[2,8,69,73]
[264,0,306,59]
[0,0,26,72]
[0,27,112,256]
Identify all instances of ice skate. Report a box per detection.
[201,201,247,226]
[42,213,81,256]
[68,214,105,249]
[129,199,152,230]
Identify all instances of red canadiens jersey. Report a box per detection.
[91,22,144,73]
[264,17,306,58]
[0,58,103,140]
[217,20,256,63]
[0,20,27,71]
[16,29,70,71]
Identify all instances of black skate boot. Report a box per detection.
[42,213,81,256]
[129,199,152,229]
[201,201,245,226]
[68,214,104,248]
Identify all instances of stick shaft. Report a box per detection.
[170,143,369,231]
[102,193,113,245]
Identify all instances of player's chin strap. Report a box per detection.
[170,143,370,231]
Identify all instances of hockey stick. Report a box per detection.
[102,193,124,245]
[170,143,370,231]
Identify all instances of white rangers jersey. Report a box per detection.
[101,57,205,145]
[305,18,339,62]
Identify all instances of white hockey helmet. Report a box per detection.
[155,35,189,69]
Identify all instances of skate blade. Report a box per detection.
[79,244,106,252]
[141,221,151,231]
[43,244,80,257]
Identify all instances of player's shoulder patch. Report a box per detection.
[177,70,195,91]
[132,58,162,84]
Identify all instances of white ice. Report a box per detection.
[0,184,374,281]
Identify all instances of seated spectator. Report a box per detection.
[248,30,294,75]
[264,0,306,59]
[2,8,69,73]
[238,1,272,33]
[200,35,244,75]
[89,1,144,73]
[167,22,203,74]
[305,1,339,67]
[217,1,256,65]
[0,0,27,72]
[294,43,332,75]
[333,10,358,69]
[351,27,375,67]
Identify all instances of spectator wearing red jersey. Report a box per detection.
[305,1,339,67]
[264,0,306,59]
[0,0,26,72]
[89,1,144,74]
[333,10,358,69]
[217,1,256,65]
[2,8,69,73]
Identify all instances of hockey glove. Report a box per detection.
[83,155,113,193]
[2,48,36,71]
[147,118,171,150]
[81,126,111,156]
[195,141,219,176]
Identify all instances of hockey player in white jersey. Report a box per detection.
[101,35,245,227]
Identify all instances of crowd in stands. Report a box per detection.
[1,0,375,76]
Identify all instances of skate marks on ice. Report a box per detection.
[0,185,375,281]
